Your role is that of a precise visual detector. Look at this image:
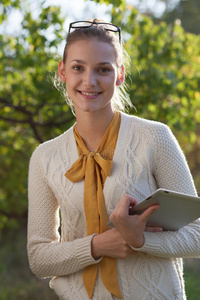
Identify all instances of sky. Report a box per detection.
[45,0,112,34]
[44,0,180,22]
[0,0,111,35]
[1,0,178,36]
[0,0,180,47]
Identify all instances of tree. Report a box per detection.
[0,1,75,232]
[110,1,200,191]
[0,0,200,232]
[160,0,200,35]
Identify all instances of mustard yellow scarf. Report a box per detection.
[65,111,122,299]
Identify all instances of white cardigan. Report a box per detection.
[27,112,200,300]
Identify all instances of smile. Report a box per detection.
[79,91,102,96]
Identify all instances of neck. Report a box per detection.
[75,109,114,151]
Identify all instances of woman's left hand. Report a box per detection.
[110,194,161,248]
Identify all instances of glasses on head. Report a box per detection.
[68,21,121,43]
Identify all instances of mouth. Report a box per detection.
[78,91,102,96]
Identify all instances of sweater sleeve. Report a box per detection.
[27,146,101,279]
[130,123,200,258]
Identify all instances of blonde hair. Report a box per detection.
[54,19,132,113]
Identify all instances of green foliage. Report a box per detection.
[0,1,75,231]
[90,0,126,10]
[0,0,200,232]
[184,261,200,299]
[160,0,200,35]
[0,0,20,23]
[111,6,200,139]
[0,229,57,300]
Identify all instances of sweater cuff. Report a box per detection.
[75,234,102,268]
[129,232,161,255]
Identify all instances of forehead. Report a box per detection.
[65,39,117,64]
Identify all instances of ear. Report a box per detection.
[116,65,125,86]
[58,60,66,82]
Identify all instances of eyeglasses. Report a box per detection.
[68,21,121,43]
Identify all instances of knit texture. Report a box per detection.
[27,112,200,300]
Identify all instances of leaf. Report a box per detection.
[1,0,200,231]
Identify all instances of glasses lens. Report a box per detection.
[71,21,93,28]
[98,23,119,32]
[97,23,121,42]
[69,21,121,42]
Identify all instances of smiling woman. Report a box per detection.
[58,39,119,116]
[27,18,200,300]
[54,19,131,115]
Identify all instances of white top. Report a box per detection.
[27,112,200,300]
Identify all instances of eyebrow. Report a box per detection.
[69,59,112,65]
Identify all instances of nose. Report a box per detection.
[83,70,96,87]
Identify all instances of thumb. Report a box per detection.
[140,205,160,223]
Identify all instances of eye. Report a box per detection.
[98,67,111,73]
[72,65,83,71]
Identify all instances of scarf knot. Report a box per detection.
[66,151,113,184]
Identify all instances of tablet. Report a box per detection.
[108,189,200,231]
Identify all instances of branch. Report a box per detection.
[0,116,30,124]
[0,209,27,221]
[0,96,75,143]
[0,96,75,126]
[0,113,75,127]
[0,97,33,116]
[0,97,44,142]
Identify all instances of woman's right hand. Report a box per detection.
[91,228,136,260]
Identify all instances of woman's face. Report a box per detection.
[58,38,123,115]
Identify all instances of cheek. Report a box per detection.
[65,75,76,90]
[106,75,117,92]
[103,73,117,86]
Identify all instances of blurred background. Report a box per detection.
[0,0,200,299]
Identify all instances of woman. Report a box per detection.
[27,19,200,300]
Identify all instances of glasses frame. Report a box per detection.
[68,21,121,43]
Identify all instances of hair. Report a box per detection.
[54,19,132,114]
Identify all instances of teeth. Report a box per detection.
[81,92,99,96]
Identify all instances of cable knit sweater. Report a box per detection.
[27,112,200,300]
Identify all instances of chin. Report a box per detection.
[75,105,101,113]
[74,101,112,114]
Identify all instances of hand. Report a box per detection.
[91,228,137,260]
[110,194,161,248]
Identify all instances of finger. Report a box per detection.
[117,194,138,213]
[127,195,138,207]
[140,204,160,222]
[111,195,139,223]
